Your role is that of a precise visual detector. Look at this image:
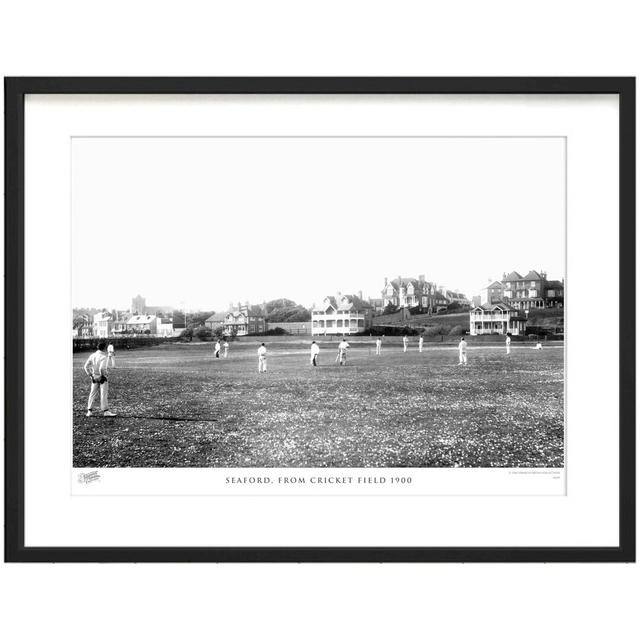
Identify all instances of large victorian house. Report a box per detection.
[205,303,266,336]
[381,275,449,313]
[480,270,564,310]
[311,293,373,336]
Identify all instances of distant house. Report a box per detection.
[210,303,266,336]
[544,280,564,307]
[157,318,174,337]
[382,275,449,312]
[367,297,386,315]
[311,293,373,336]
[204,311,227,332]
[93,312,113,338]
[481,281,505,305]
[73,314,93,338]
[478,270,564,310]
[440,287,470,307]
[125,314,172,336]
[501,270,564,310]
[469,302,527,336]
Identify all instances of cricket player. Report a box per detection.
[214,340,221,358]
[458,337,468,365]
[375,337,382,355]
[83,341,116,417]
[336,338,350,365]
[403,335,409,352]
[107,342,116,368]
[505,335,511,355]
[310,340,320,366]
[222,340,229,358]
[258,343,268,372]
[418,335,424,353]
[534,341,543,350]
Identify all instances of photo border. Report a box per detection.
[4,77,635,562]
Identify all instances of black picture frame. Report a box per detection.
[4,77,635,563]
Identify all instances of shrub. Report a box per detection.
[260,327,288,336]
[422,325,442,337]
[195,327,212,341]
[448,325,466,336]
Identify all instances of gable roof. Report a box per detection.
[337,294,372,311]
[503,271,523,282]
[313,294,372,312]
[485,280,503,289]
[127,314,156,325]
[477,302,516,312]
[523,270,543,280]
[205,312,226,323]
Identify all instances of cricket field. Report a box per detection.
[73,339,565,468]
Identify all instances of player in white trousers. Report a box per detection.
[310,340,320,366]
[83,341,116,417]
[375,337,382,355]
[214,340,221,358]
[403,335,409,352]
[418,335,424,353]
[505,335,511,355]
[336,338,350,365]
[107,343,116,368]
[258,343,268,372]
[222,340,229,358]
[458,337,468,365]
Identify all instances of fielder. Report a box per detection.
[258,343,268,372]
[107,342,116,368]
[375,337,382,355]
[418,335,424,353]
[222,340,229,358]
[505,334,511,355]
[214,340,221,358]
[336,338,350,365]
[83,341,116,417]
[310,340,320,366]
[534,341,543,350]
[458,337,468,365]
[403,335,409,352]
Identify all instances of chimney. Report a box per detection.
[358,290,363,300]
[502,272,506,281]
[418,274,425,283]
[384,277,388,286]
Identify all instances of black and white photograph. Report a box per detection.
[72,135,565,471]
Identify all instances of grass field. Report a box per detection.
[73,340,564,468]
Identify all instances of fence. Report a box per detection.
[73,336,175,353]
[262,322,311,336]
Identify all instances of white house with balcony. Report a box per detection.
[311,293,372,336]
[92,312,113,338]
[469,302,527,336]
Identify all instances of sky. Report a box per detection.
[72,136,565,311]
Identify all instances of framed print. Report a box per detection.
[4,77,635,562]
